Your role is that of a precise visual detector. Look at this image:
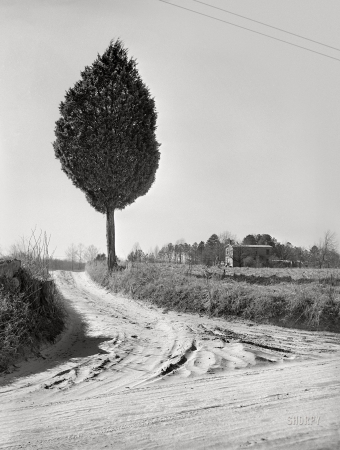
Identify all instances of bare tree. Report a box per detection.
[164,243,174,262]
[8,230,53,275]
[153,245,160,260]
[65,244,78,271]
[175,239,185,263]
[318,231,338,268]
[9,237,27,258]
[127,243,144,263]
[219,231,237,246]
[84,245,100,262]
[76,243,86,269]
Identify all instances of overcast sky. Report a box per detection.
[1,0,339,259]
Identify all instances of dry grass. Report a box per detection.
[87,262,340,333]
[191,265,340,284]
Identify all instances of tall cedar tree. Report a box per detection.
[53,40,160,270]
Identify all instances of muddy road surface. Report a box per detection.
[1,271,340,449]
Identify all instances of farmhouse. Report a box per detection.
[225,244,273,268]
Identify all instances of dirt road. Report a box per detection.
[1,271,340,449]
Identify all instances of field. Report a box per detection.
[87,262,340,333]
[209,266,340,279]
[192,265,340,284]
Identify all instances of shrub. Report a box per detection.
[0,231,66,372]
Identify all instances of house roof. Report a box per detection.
[232,245,273,248]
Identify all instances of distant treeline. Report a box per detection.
[48,258,86,271]
[127,231,340,269]
[49,252,107,271]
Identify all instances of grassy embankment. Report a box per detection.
[87,262,340,333]
[0,237,66,373]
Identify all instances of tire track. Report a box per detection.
[1,270,340,449]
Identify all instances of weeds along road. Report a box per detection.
[1,270,340,449]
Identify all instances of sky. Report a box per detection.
[1,0,339,259]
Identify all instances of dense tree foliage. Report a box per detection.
[53,40,160,270]
[242,234,257,245]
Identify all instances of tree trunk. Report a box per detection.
[106,206,117,271]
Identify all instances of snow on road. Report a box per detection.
[1,270,340,449]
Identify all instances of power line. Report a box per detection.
[191,0,340,53]
[157,0,340,63]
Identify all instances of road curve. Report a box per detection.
[1,270,340,449]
